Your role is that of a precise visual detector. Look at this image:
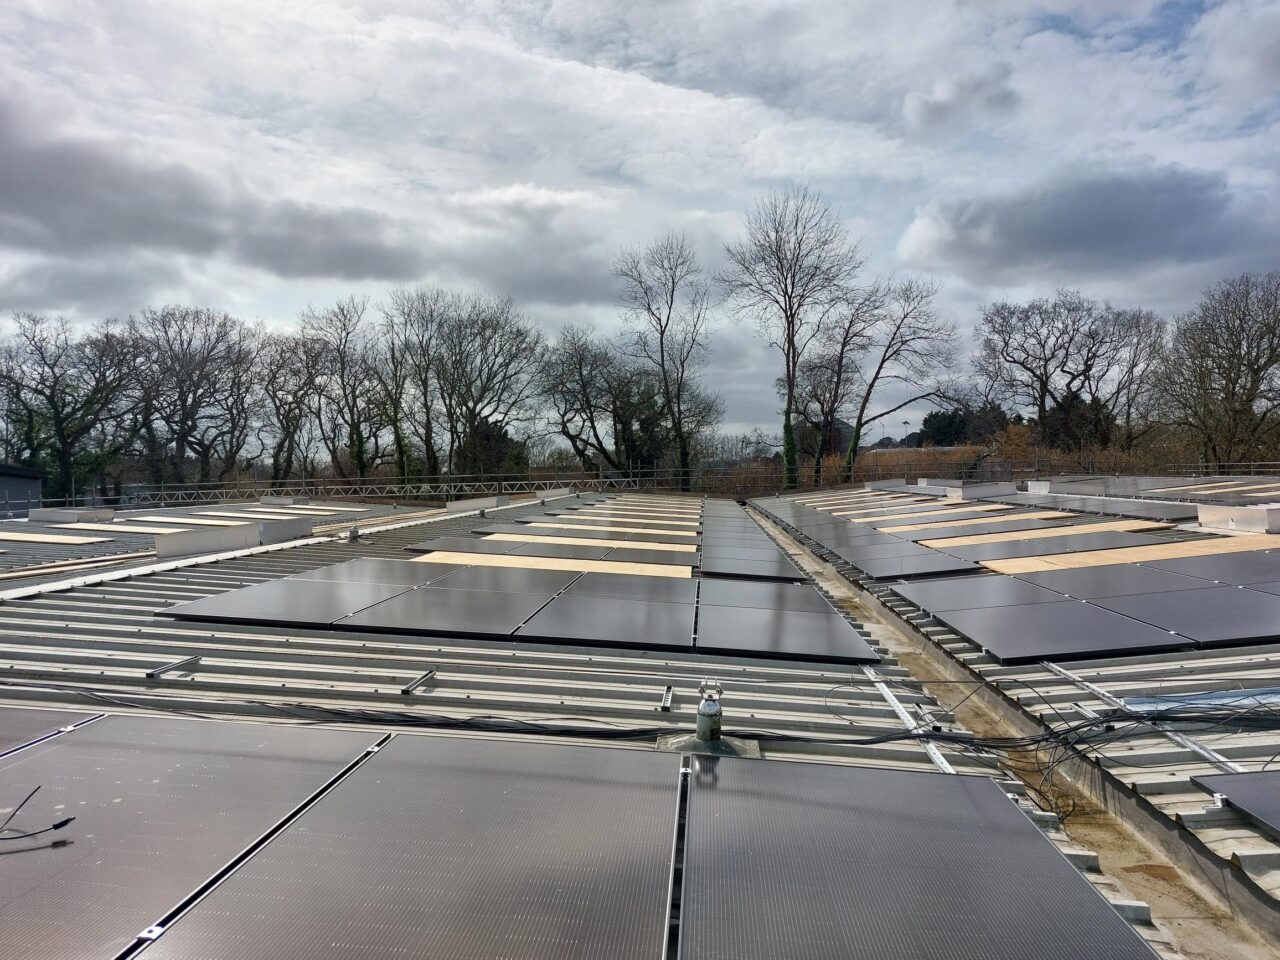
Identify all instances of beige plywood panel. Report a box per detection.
[410,551,692,578]
[131,516,251,527]
[483,533,698,552]
[197,510,299,520]
[809,494,920,508]
[878,511,1075,534]
[52,522,190,534]
[581,505,702,517]
[982,534,1280,574]
[920,519,1171,548]
[0,529,110,545]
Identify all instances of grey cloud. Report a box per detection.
[0,99,423,281]
[898,165,1274,284]
[902,66,1020,131]
[0,254,182,317]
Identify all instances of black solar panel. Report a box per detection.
[1191,771,1280,842]
[699,555,804,582]
[0,706,93,755]
[697,546,787,562]
[1093,586,1280,647]
[0,716,376,960]
[898,518,1066,541]
[517,594,695,649]
[138,736,679,960]
[851,554,979,579]
[564,572,698,603]
[941,531,1163,562]
[697,578,835,614]
[609,547,700,566]
[891,575,1062,613]
[166,578,413,627]
[428,566,582,594]
[679,756,1158,960]
[1146,551,1280,585]
[834,541,927,561]
[403,536,517,555]
[286,557,448,586]
[507,541,615,560]
[937,599,1191,663]
[338,586,553,636]
[1016,566,1218,600]
[696,604,879,663]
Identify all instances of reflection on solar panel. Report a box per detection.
[565,572,699,603]
[339,586,553,636]
[286,557,458,586]
[517,594,695,649]
[679,756,1158,960]
[891,574,1062,613]
[1147,551,1280,584]
[166,578,412,627]
[1191,771,1280,842]
[696,604,879,663]
[1093,586,1280,646]
[0,705,93,754]
[1016,565,1218,600]
[139,736,679,960]
[0,716,375,960]
[936,599,1191,663]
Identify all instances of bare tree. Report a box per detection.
[615,232,719,489]
[975,289,1161,450]
[380,286,450,479]
[718,184,865,487]
[843,277,956,476]
[0,314,135,500]
[436,294,545,475]
[300,296,387,478]
[1156,272,1280,468]
[258,333,324,484]
[542,326,628,472]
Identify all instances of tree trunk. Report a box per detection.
[782,408,798,489]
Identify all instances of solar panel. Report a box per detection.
[696,578,835,614]
[942,531,1164,562]
[1146,551,1280,585]
[338,586,553,637]
[609,547,700,566]
[507,541,616,560]
[166,578,413,627]
[404,536,517,555]
[696,604,879,663]
[517,594,695,649]
[0,706,93,755]
[834,541,927,561]
[853,554,980,579]
[138,736,679,960]
[428,566,582,594]
[897,518,1066,541]
[891,574,1062,613]
[697,546,787,562]
[937,599,1191,663]
[564,572,698,604]
[0,715,376,960]
[1191,771,1280,842]
[679,756,1157,960]
[286,557,450,586]
[699,555,804,581]
[1092,586,1280,647]
[1016,566,1219,600]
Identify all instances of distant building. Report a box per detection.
[0,463,45,510]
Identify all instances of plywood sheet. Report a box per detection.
[920,518,1170,548]
[567,514,700,528]
[528,521,698,537]
[52,521,189,534]
[198,510,302,520]
[0,529,110,545]
[411,550,692,578]
[131,515,251,527]
[983,533,1280,574]
[879,510,1074,533]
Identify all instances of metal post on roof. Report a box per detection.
[145,655,201,680]
[1041,661,1247,775]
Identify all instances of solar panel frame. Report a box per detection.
[1146,551,1280,585]
[337,586,554,637]
[0,705,94,755]
[890,575,1064,613]
[1015,565,1220,600]
[696,578,836,614]
[285,557,451,587]
[678,756,1159,960]
[164,579,414,628]
[0,716,377,960]
[563,573,698,604]
[426,566,583,594]
[1091,585,1280,646]
[1191,770,1280,843]
[137,736,680,960]
[698,555,804,582]
[852,553,980,579]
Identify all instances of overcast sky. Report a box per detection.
[1,0,1277,435]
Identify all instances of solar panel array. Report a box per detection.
[0,708,1160,960]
